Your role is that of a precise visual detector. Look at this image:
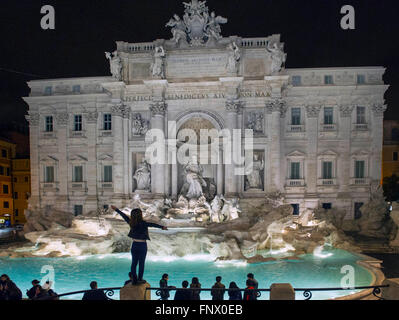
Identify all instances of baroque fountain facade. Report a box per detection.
[13,0,398,260]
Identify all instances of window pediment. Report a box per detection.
[286,150,306,158]
[318,150,338,157]
[68,154,88,162]
[98,153,113,161]
[351,150,369,157]
[40,155,58,162]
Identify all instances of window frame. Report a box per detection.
[74,114,83,132]
[45,116,54,132]
[103,114,112,131]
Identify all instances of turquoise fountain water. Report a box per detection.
[0,248,373,300]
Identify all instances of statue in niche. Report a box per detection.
[245,153,264,190]
[133,160,151,191]
[247,112,264,134]
[166,14,188,45]
[226,42,241,74]
[180,156,207,200]
[151,46,166,78]
[266,41,286,75]
[132,113,148,136]
[105,51,122,81]
[205,11,227,41]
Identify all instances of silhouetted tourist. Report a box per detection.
[82,281,108,301]
[211,276,225,300]
[111,205,168,284]
[159,274,176,300]
[124,272,133,285]
[228,282,242,300]
[243,279,257,300]
[190,277,201,300]
[0,274,22,300]
[174,280,192,300]
[247,273,258,289]
[33,285,54,300]
[42,280,58,298]
[27,279,41,299]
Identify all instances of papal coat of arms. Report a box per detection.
[166,0,228,46]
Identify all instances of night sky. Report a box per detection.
[1,0,399,127]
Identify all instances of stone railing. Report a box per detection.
[117,41,156,53]
[286,179,305,187]
[320,124,337,131]
[317,179,337,186]
[241,37,269,48]
[350,178,370,185]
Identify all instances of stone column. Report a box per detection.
[305,105,321,195]
[111,103,129,201]
[219,77,243,197]
[217,148,224,195]
[338,105,354,192]
[371,104,387,181]
[149,100,167,196]
[266,99,286,192]
[84,110,99,212]
[25,112,40,208]
[264,75,289,193]
[55,110,69,211]
[224,99,243,196]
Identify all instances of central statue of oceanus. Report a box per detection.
[180,156,207,199]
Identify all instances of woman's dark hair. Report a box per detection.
[191,277,199,285]
[229,282,238,289]
[130,208,143,228]
[162,274,168,280]
[0,274,10,281]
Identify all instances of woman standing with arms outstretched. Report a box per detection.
[111,205,168,284]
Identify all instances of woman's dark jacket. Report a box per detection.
[115,208,164,240]
[228,288,242,300]
[190,283,201,300]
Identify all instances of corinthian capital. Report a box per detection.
[305,105,321,118]
[339,105,354,117]
[111,103,130,118]
[225,99,244,114]
[55,112,69,126]
[150,100,167,116]
[266,99,287,118]
[371,103,387,117]
[25,113,40,126]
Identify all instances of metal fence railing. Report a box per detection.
[50,284,389,301]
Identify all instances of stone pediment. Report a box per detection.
[68,155,88,162]
[318,150,338,157]
[351,150,369,157]
[98,154,113,161]
[40,155,58,162]
[286,150,306,158]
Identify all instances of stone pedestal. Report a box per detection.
[269,283,295,300]
[382,278,399,300]
[120,282,151,300]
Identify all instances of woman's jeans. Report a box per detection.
[131,241,148,282]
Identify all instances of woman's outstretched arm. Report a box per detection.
[111,205,130,224]
[146,222,168,230]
